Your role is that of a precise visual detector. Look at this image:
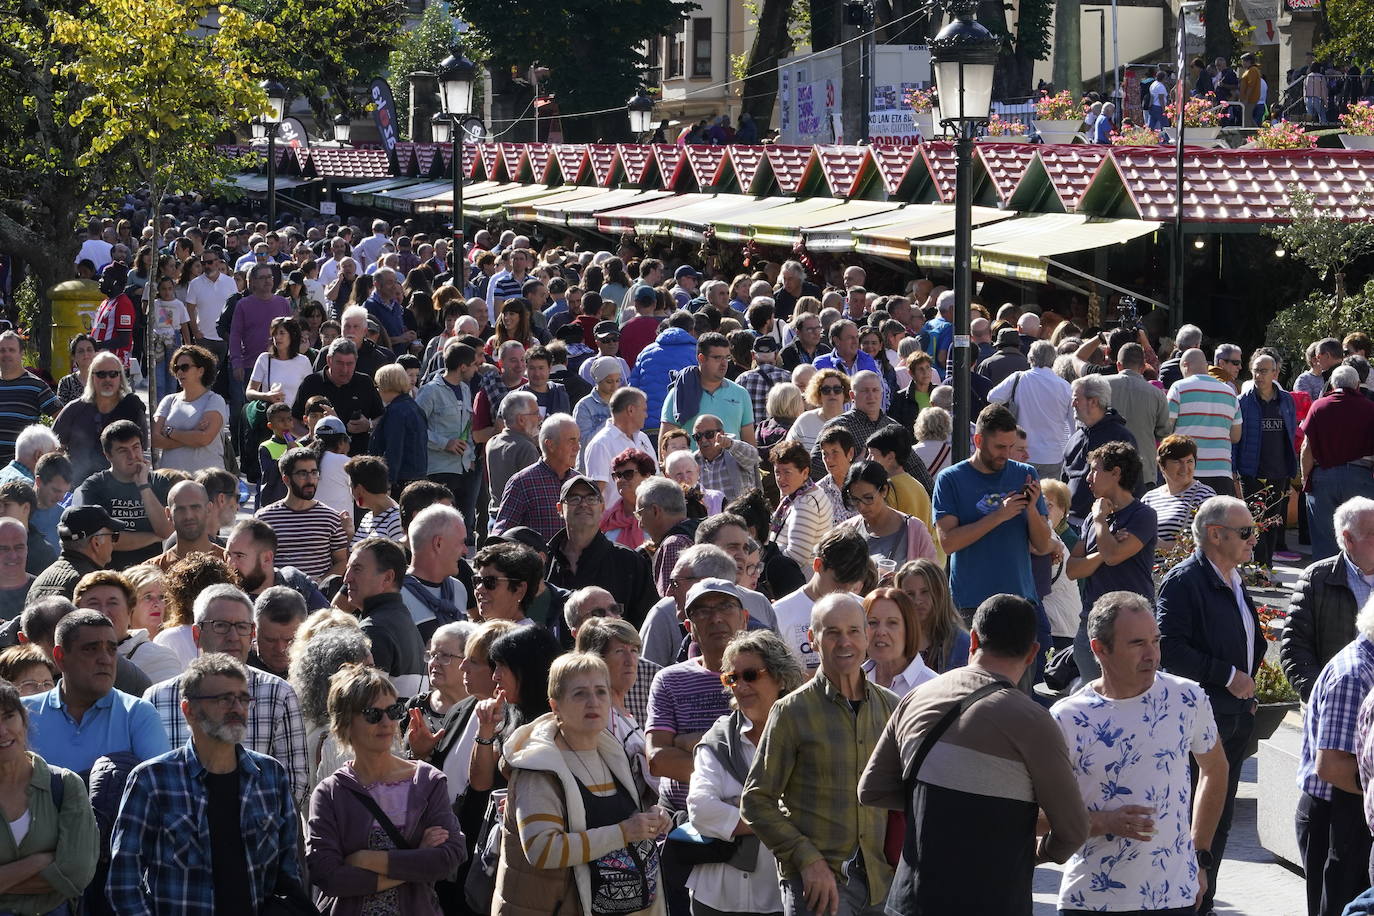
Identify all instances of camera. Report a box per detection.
[1117,295,1140,333]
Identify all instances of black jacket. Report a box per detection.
[1281,553,1359,701]
[28,549,102,602]
[546,529,656,628]
[359,591,426,693]
[978,348,1030,387]
[779,341,831,371]
[1062,409,1138,520]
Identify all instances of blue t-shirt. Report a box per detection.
[932,458,1048,609]
[921,316,953,357]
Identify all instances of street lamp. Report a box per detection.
[438,52,477,256]
[260,79,287,228]
[332,113,352,145]
[430,112,451,144]
[627,89,655,138]
[250,118,266,141]
[931,0,997,464]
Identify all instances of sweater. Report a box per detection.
[370,394,428,485]
[1061,408,1138,520]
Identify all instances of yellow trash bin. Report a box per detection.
[48,279,103,379]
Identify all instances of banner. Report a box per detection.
[371,78,401,175]
[277,117,310,148]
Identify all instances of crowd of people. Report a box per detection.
[0,208,1367,916]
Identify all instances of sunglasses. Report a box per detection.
[819,385,846,396]
[93,370,122,380]
[172,363,194,373]
[721,668,768,687]
[360,700,408,724]
[1208,523,1256,540]
[692,429,722,442]
[475,574,518,590]
[612,468,640,481]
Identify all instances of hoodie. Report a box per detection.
[628,327,698,429]
[1062,407,1139,521]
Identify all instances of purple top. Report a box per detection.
[229,294,292,370]
[645,659,734,811]
[306,761,466,916]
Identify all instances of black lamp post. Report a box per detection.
[332,113,352,145]
[260,79,287,228]
[438,53,477,256]
[931,0,997,463]
[627,89,655,140]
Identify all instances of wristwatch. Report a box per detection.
[1195,848,1214,869]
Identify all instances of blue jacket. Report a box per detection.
[371,392,428,485]
[1157,549,1266,717]
[1233,385,1297,479]
[628,327,698,428]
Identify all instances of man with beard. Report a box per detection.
[255,448,349,582]
[111,652,302,915]
[150,481,227,572]
[141,584,309,808]
[223,518,328,611]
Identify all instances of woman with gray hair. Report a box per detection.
[686,630,804,915]
[288,627,373,786]
[914,406,953,476]
[52,350,148,486]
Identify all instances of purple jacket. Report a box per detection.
[229,294,291,370]
[306,761,466,916]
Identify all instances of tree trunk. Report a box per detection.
[1052,0,1081,95]
[740,0,798,132]
[1204,0,1234,65]
[811,0,841,52]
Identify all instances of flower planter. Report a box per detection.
[1245,701,1299,759]
[1033,119,1083,145]
[1183,127,1222,141]
[910,111,935,140]
[1341,133,1374,149]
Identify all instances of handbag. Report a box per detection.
[462,788,507,915]
[664,818,758,870]
[587,835,658,915]
[1002,372,1022,420]
[259,872,320,916]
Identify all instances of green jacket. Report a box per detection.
[0,753,98,916]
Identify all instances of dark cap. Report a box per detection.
[490,526,547,554]
[555,324,586,344]
[675,265,702,282]
[287,270,305,286]
[751,335,778,353]
[559,474,601,501]
[996,327,1021,348]
[594,321,620,341]
[633,285,659,304]
[59,506,125,541]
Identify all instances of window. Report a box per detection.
[692,18,712,78]
[666,20,685,79]
[646,33,663,86]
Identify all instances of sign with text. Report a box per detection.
[371,78,401,175]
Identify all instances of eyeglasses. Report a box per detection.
[721,668,768,687]
[1208,523,1256,540]
[692,429,721,442]
[475,574,518,590]
[188,691,255,709]
[360,700,408,724]
[1221,358,1242,366]
[847,490,882,506]
[91,531,121,543]
[93,370,122,380]
[612,468,640,482]
[562,493,603,507]
[742,563,762,577]
[667,575,699,591]
[688,601,740,619]
[425,650,461,666]
[582,603,624,620]
[290,469,321,478]
[202,619,254,637]
[15,679,54,694]
[819,385,846,396]
[172,363,194,374]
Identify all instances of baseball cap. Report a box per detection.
[559,475,601,501]
[591,356,622,383]
[366,319,382,335]
[59,506,125,541]
[633,285,659,304]
[752,335,779,354]
[555,324,586,344]
[675,265,702,282]
[314,416,348,437]
[490,526,547,554]
[684,578,745,615]
[996,327,1021,348]
[594,321,621,341]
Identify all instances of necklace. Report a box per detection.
[559,728,608,786]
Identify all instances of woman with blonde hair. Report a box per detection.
[786,368,850,452]
[122,563,167,637]
[52,349,148,485]
[370,363,426,491]
[895,558,970,672]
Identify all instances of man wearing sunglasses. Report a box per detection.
[691,414,761,504]
[1157,495,1267,914]
[780,313,831,371]
[111,653,302,916]
[142,582,309,808]
[545,475,656,629]
[184,250,237,355]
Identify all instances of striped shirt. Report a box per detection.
[255,500,348,581]
[1167,374,1241,476]
[0,373,60,465]
[354,504,403,543]
[1141,480,1216,549]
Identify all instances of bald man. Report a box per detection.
[151,481,228,572]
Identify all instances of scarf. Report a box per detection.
[769,478,818,539]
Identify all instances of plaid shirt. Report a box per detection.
[699,438,761,502]
[808,408,935,493]
[1301,634,1374,800]
[108,741,301,916]
[144,667,309,809]
[627,656,662,726]
[492,460,575,543]
[737,364,792,423]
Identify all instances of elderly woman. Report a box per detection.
[52,350,149,486]
[402,621,477,776]
[0,644,56,697]
[151,344,227,473]
[895,559,970,673]
[1141,434,1216,554]
[755,383,804,458]
[290,626,373,786]
[889,351,939,431]
[369,363,427,492]
[56,334,97,406]
[0,680,98,913]
[863,587,936,696]
[494,653,671,916]
[786,369,850,453]
[838,460,937,570]
[1235,351,1297,569]
[769,440,831,568]
[574,617,654,801]
[913,406,953,477]
[307,664,466,916]
[601,448,655,548]
[665,449,726,516]
[122,563,167,638]
[686,630,803,916]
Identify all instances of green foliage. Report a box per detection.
[1015,0,1053,61]
[453,0,697,140]
[1264,281,1374,379]
[731,0,805,83]
[1263,187,1374,283]
[1320,0,1374,63]
[388,2,469,137]
[1255,660,1298,704]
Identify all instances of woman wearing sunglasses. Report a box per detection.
[53,350,149,487]
[685,630,804,916]
[837,460,937,572]
[151,343,227,473]
[600,449,655,548]
[307,664,465,916]
[786,369,851,453]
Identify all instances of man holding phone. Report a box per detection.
[72,420,173,569]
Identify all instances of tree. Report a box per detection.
[235,0,403,126]
[388,2,469,138]
[974,0,1050,101]
[1262,186,1374,304]
[1051,0,1081,95]
[453,0,697,142]
[1319,0,1372,62]
[1204,0,1235,64]
[0,0,270,368]
[736,0,805,132]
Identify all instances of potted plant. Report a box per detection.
[1339,100,1374,149]
[980,113,1028,141]
[1032,90,1085,144]
[1247,657,1300,757]
[1164,92,1225,142]
[1109,124,1164,146]
[1250,119,1318,150]
[906,86,938,140]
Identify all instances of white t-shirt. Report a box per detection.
[316,450,352,517]
[184,273,239,341]
[772,587,818,672]
[76,238,113,269]
[250,353,314,411]
[152,297,190,338]
[317,256,360,287]
[1149,79,1168,107]
[1051,672,1218,912]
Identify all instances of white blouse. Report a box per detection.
[863,654,937,698]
